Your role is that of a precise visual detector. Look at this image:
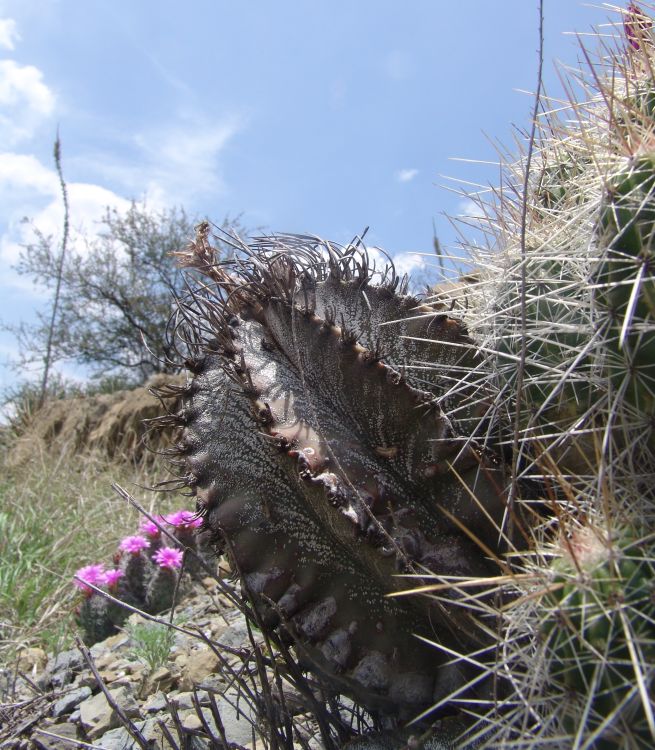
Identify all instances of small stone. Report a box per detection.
[122,660,144,676]
[93,652,115,671]
[195,675,225,692]
[104,632,131,650]
[150,666,172,684]
[140,665,177,698]
[191,698,255,747]
[33,721,79,750]
[98,669,121,683]
[79,691,117,738]
[91,725,134,750]
[142,690,167,713]
[180,712,203,731]
[72,673,96,690]
[217,618,250,651]
[79,685,140,739]
[178,648,220,691]
[51,685,92,718]
[171,690,210,710]
[140,718,178,750]
[16,647,48,674]
[93,721,180,750]
[39,649,85,690]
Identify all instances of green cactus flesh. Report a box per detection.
[164,234,514,718]
[541,527,655,746]
[596,155,655,426]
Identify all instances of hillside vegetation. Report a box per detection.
[0,377,184,659]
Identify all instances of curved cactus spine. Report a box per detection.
[160,232,517,720]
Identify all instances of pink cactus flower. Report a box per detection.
[139,516,164,536]
[102,568,124,589]
[73,563,106,594]
[119,535,150,554]
[153,546,184,570]
[165,509,202,529]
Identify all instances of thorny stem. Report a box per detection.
[508,0,545,530]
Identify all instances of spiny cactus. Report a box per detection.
[73,511,208,645]
[427,4,655,747]
[540,524,655,748]
[595,154,655,447]
[159,230,519,722]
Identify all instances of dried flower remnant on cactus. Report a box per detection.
[153,546,183,570]
[119,535,150,554]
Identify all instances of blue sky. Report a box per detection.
[0,1,626,393]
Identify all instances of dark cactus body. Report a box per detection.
[167,233,512,719]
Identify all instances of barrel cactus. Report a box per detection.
[540,524,655,748]
[442,4,655,747]
[156,229,518,724]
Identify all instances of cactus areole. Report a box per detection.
[161,232,512,719]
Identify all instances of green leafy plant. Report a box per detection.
[124,618,176,672]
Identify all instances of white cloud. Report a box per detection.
[396,168,418,183]
[0,152,130,286]
[457,198,481,218]
[0,59,55,145]
[361,245,426,280]
[0,18,19,50]
[392,251,427,277]
[84,114,244,207]
[132,115,244,204]
[0,152,59,195]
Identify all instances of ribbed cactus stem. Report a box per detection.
[119,550,150,607]
[155,232,519,722]
[541,524,655,746]
[145,567,178,615]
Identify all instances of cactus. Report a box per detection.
[595,154,655,444]
[431,4,655,747]
[540,524,655,747]
[159,230,518,722]
[135,6,654,747]
[73,511,209,644]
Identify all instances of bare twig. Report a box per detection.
[39,131,70,409]
[74,636,151,750]
[508,0,546,523]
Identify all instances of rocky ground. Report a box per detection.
[0,576,323,750]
